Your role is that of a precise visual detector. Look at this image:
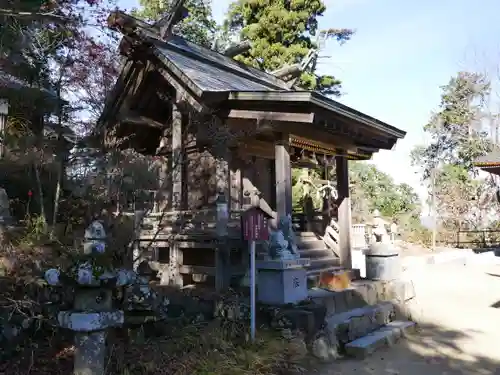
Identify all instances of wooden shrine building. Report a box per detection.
[98,10,406,290]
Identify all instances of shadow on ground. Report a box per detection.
[472,248,500,255]
[318,322,500,375]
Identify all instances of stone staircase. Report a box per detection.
[295,231,342,281]
[308,280,416,360]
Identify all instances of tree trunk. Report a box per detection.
[33,161,47,232]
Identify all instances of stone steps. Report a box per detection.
[299,247,335,259]
[296,231,321,239]
[297,239,328,250]
[296,232,341,281]
[326,302,396,347]
[308,283,417,361]
[344,320,416,358]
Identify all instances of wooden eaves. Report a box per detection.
[474,150,500,176]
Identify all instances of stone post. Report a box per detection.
[215,190,230,291]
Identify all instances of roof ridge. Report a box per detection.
[108,11,290,91]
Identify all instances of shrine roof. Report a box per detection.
[148,35,404,139]
[99,11,406,154]
[154,36,290,92]
[475,150,500,175]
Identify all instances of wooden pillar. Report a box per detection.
[0,99,8,159]
[171,103,183,210]
[169,102,183,286]
[215,137,231,292]
[275,133,292,218]
[335,155,352,269]
[321,164,331,233]
[230,156,242,211]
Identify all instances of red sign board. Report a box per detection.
[243,208,269,241]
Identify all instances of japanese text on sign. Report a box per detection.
[243,208,269,241]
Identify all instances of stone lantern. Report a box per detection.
[45,221,136,375]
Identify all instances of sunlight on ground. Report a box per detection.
[322,262,500,375]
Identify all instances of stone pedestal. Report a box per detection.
[256,259,310,305]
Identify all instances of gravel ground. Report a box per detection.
[320,259,500,375]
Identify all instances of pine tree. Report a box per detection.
[411,72,492,179]
[224,0,353,95]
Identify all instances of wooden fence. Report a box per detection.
[454,229,500,249]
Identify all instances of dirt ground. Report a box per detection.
[320,259,500,375]
[396,241,459,257]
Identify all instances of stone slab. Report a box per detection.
[325,302,395,344]
[345,320,416,358]
[308,288,354,315]
[308,278,416,318]
[58,311,125,332]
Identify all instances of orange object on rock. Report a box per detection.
[319,270,351,291]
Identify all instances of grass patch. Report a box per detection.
[112,320,308,375]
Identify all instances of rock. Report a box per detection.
[124,279,169,318]
[0,188,11,223]
[0,256,17,276]
[307,329,340,362]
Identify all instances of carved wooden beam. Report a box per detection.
[155,0,189,40]
[271,64,301,79]
[225,109,314,123]
[223,41,252,57]
[116,110,165,128]
[155,66,207,112]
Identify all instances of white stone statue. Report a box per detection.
[371,209,390,243]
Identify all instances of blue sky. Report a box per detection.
[120,0,500,201]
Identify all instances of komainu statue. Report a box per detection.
[267,214,301,260]
[371,209,390,243]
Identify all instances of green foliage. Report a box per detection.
[411,71,496,238]
[22,214,49,244]
[291,167,322,212]
[348,162,421,222]
[224,0,353,95]
[433,164,483,231]
[411,72,492,180]
[132,0,218,47]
